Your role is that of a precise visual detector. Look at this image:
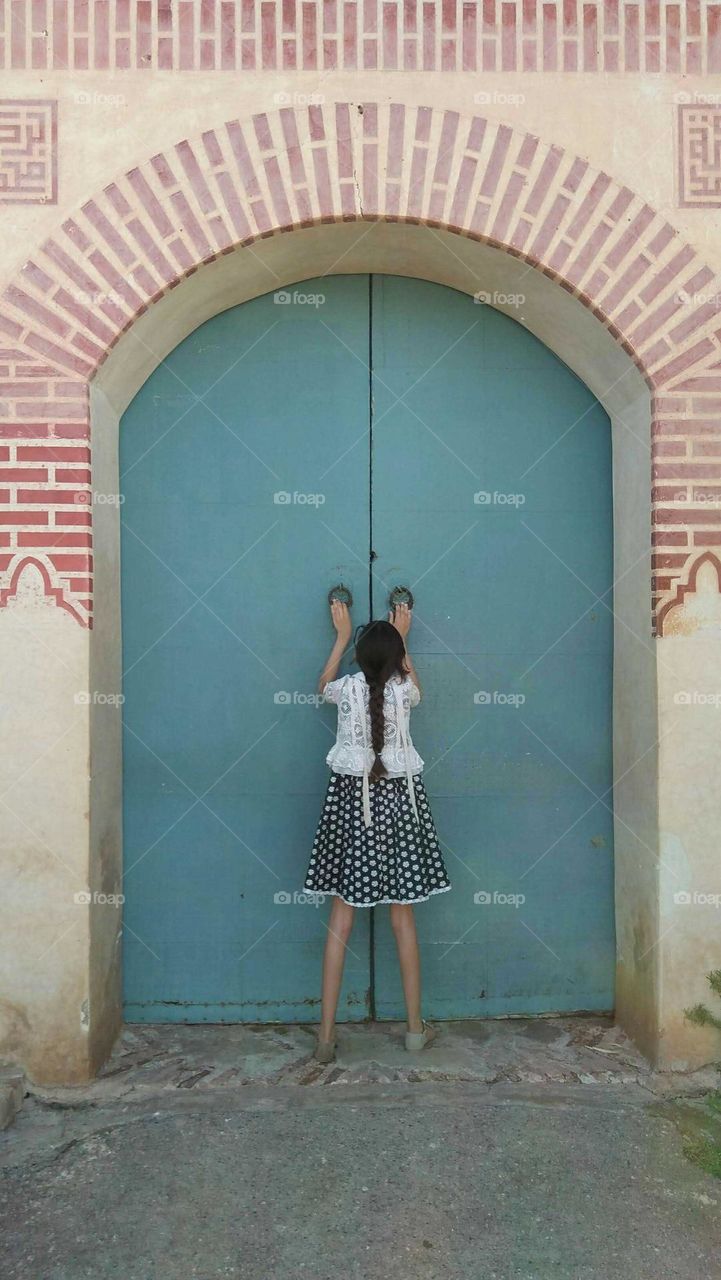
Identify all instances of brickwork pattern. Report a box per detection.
[2,1,721,75]
[0,101,720,629]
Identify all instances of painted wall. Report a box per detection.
[0,1,720,1081]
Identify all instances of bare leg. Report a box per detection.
[319,896,355,1042]
[390,903,423,1033]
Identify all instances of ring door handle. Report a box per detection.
[388,585,414,611]
[328,583,354,608]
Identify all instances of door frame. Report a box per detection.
[90,220,656,1065]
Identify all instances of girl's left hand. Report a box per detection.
[389,601,412,639]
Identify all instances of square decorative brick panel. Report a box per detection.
[0,100,57,205]
[677,104,721,209]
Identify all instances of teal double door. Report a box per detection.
[121,275,615,1022]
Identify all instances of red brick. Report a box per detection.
[0,511,48,525]
[17,446,90,463]
[0,424,49,439]
[652,531,689,546]
[0,489,9,503]
[18,489,89,505]
[654,462,721,479]
[653,486,687,501]
[56,510,92,525]
[52,425,89,440]
[54,468,91,484]
[653,441,687,457]
[0,468,48,483]
[18,532,92,548]
[652,552,691,569]
[654,509,721,524]
[48,554,93,572]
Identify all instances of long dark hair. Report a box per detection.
[354,620,407,781]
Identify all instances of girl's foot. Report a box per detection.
[314,1034,336,1064]
[404,1019,437,1052]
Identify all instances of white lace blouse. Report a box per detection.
[322,672,424,828]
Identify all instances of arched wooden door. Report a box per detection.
[120,274,614,1022]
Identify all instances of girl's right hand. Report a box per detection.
[389,601,412,639]
[330,599,352,644]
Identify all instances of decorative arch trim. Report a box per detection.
[0,555,90,625]
[0,101,720,631]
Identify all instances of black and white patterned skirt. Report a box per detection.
[303,772,452,908]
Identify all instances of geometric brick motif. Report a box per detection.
[677,104,721,208]
[0,100,57,204]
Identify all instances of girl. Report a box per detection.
[303,595,451,1063]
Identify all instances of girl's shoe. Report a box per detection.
[404,1019,437,1052]
[314,1035,336,1064]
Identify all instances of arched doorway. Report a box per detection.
[120,273,614,1022]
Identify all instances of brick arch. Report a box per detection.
[1,101,720,631]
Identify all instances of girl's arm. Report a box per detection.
[389,602,422,696]
[318,599,353,693]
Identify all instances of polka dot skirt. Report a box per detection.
[304,772,452,908]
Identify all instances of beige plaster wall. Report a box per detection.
[0,591,94,1083]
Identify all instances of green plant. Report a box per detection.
[684,969,721,1032]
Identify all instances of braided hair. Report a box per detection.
[355,620,408,781]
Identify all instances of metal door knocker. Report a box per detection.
[388,585,414,611]
[328,583,353,607]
